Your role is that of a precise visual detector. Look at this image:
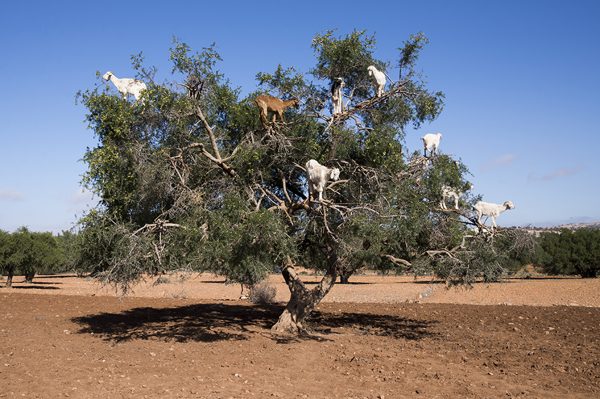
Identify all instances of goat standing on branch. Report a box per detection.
[421,132,442,157]
[440,185,462,210]
[331,77,345,115]
[305,159,341,202]
[367,65,386,97]
[474,200,515,230]
[103,71,147,102]
[254,95,299,127]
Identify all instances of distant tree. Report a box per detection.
[26,231,63,281]
[55,230,78,273]
[0,230,12,286]
[0,228,66,286]
[1,227,32,287]
[536,229,600,278]
[77,30,524,333]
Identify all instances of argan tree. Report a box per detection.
[78,31,519,333]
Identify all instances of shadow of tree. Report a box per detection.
[72,302,437,343]
[309,311,437,340]
[73,303,277,343]
[6,285,60,290]
[35,274,79,279]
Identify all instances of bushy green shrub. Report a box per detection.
[535,229,600,278]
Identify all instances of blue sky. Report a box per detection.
[0,0,599,232]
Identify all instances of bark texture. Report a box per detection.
[271,259,337,334]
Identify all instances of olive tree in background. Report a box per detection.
[77,31,524,333]
[0,228,66,286]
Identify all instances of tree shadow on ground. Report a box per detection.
[303,281,371,285]
[308,310,437,340]
[34,274,79,279]
[4,285,60,290]
[72,303,437,344]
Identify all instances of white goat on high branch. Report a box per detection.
[305,159,341,202]
[473,200,515,229]
[103,71,147,102]
[331,77,345,115]
[421,133,442,157]
[367,65,386,97]
[440,184,473,210]
[440,185,461,210]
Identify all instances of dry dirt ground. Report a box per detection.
[0,274,599,398]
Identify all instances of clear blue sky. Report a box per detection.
[1,0,599,233]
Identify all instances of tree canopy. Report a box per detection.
[77,30,526,333]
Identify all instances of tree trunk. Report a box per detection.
[580,270,598,278]
[271,258,337,335]
[339,273,351,284]
[6,267,14,288]
[25,271,35,283]
[271,291,312,335]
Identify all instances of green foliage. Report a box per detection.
[55,230,78,272]
[536,229,600,278]
[398,32,429,79]
[76,29,523,294]
[493,229,537,273]
[312,29,379,96]
[169,39,222,77]
[0,228,67,283]
[412,229,537,285]
[421,236,505,285]
[256,65,307,99]
[0,230,11,276]
[423,154,473,207]
[204,194,297,286]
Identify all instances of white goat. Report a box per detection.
[421,133,442,157]
[440,185,461,210]
[103,71,147,101]
[305,159,341,202]
[367,65,386,97]
[473,200,515,229]
[440,184,473,210]
[331,77,345,115]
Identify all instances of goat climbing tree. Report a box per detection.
[77,31,529,334]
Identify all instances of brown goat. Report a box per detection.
[254,95,299,126]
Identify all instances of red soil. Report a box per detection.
[0,275,599,398]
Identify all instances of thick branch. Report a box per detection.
[383,254,412,268]
[325,81,412,128]
[194,105,222,161]
[189,106,238,178]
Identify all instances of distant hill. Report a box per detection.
[524,217,600,229]
[554,221,600,230]
[512,220,600,236]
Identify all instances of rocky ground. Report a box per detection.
[0,274,599,398]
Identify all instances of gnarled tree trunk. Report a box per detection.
[5,266,14,288]
[271,258,337,334]
[25,271,35,283]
